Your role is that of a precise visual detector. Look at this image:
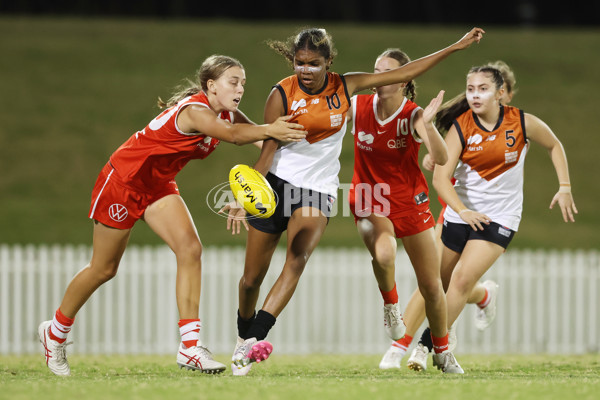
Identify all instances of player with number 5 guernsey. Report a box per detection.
[382,60,520,372]
[443,98,528,229]
[404,65,577,370]
[37,55,306,376]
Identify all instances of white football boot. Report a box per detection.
[475,280,499,331]
[176,343,226,374]
[406,343,429,371]
[432,350,464,374]
[231,337,273,369]
[379,346,403,369]
[231,337,253,376]
[38,320,71,376]
[383,303,406,340]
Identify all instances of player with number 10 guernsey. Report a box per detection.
[222,27,485,376]
[348,48,464,373]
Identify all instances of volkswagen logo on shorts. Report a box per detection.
[108,204,128,222]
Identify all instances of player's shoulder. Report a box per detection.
[354,92,374,99]
[455,108,473,124]
[502,105,524,118]
[182,91,210,107]
[402,98,422,116]
[404,97,420,109]
[276,75,297,88]
[353,93,374,103]
[327,71,348,89]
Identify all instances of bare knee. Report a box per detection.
[88,261,119,284]
[374,251,395,270]
[450,270,476,296]
[285,252,309,277]
[174,240,203,270]
[418,279,444,304]
[240,269,267,292]
[372,241,396,271]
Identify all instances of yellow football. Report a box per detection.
[229,164,277,218]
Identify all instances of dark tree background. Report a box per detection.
[1,0,598,26]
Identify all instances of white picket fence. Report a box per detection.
[0,244,598,355]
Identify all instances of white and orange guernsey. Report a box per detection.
[269,72,351,197]
[444,105,529,231]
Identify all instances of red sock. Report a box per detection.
[380,283,399,305]
[392,334,413,352]
[48,308,74,343]
[178,319,201,348]
[477,287,490,308]
[431,333,449,354]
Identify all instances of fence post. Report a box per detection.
[0,245,598,355]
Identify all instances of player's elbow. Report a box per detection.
[433,153,448,166]
[228,129,251,146]
[231,137,245,146]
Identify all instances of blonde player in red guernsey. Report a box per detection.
[385,61,519,371]
[37,55,307,376]
[221,27,485,376]
[348,48,464,373]
[404,65,577,373]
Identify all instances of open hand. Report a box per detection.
[266,116,307,142]
[459,209,491,231]
[423,90,445,125]
[549,192,578,223]
[218,201,249,234]
[422,153,435,172]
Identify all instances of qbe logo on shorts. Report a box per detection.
[108,204,128,222]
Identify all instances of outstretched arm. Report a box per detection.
[177,104,306,145]
[344,27,485,95]
[233,109,262,149]
[525,113,577,222]
[220,87,287,234]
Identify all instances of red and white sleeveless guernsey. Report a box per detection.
[108,91,230,192]
[349,93,429,217]
[444,105,529,231]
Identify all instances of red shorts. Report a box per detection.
[354,208,436,238]
[388,209,436,238]
[88,163,180,229]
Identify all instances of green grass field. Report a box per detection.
[1,17,599,249]
[1,354,598,400]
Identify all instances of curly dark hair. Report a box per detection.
[266,28,338,68]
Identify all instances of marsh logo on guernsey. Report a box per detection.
[467,134,483,146]
[197,136,214,152]
[467,133,484,151]
[291,99,307,111]
[108,204,128,222]
[357,131,374,144]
